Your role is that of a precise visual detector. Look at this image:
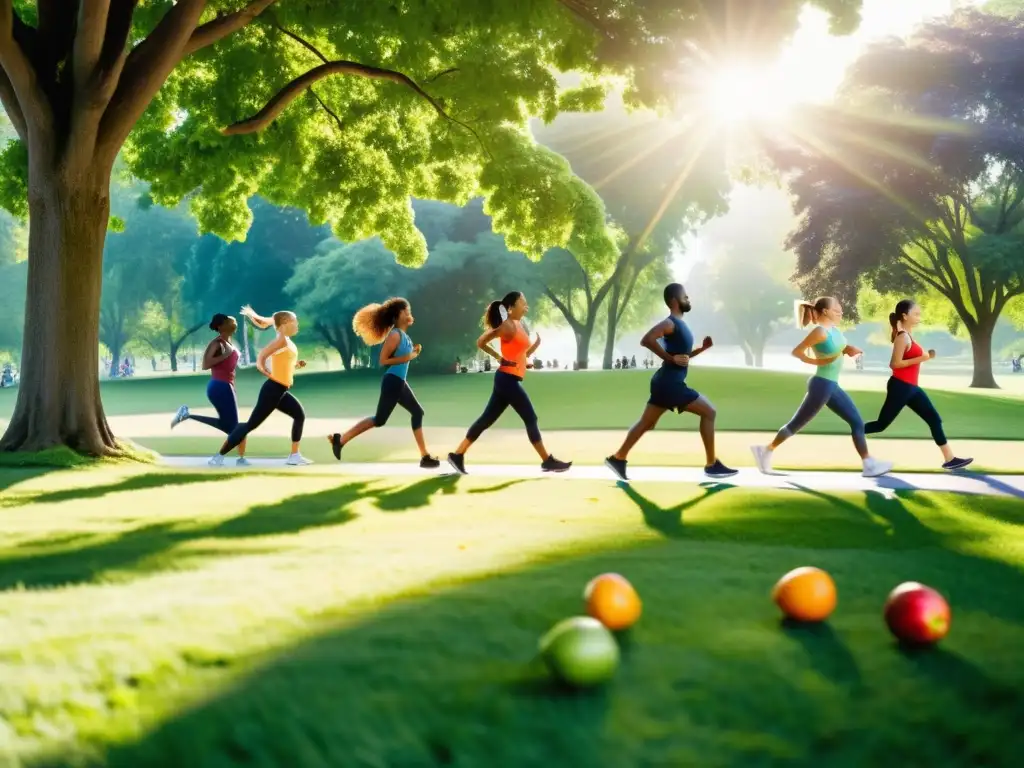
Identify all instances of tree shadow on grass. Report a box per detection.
[72,536,1024,768]
[0,466,61,503]
[374,474,462,512]
[30,472,225,505]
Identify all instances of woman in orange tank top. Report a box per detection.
[447,291,571,475]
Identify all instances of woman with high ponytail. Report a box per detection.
[864,299,972,470]
[447,291,571,475]
[751,296,893,478]
[327,298,440,468]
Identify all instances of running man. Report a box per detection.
[604,283,737,482]
[447,291,571,475]
[865,299,973,471]
[171,313,249,465]
[208,305,311,466]
[328,297,440,468]
[751,297,892,478]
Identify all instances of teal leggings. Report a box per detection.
[777,377,867,455]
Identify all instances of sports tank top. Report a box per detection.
[386,329,413,380]
[892,332,923,386]
[268,338,298,387]
[812,325,845,382]
[499,321,531,379]
[210,342,239,384]
[657,315,694,383]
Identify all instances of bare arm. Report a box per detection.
[889,334,931,369]
[201,339,233,370]
[689,335,713,359]
[477,320,516,365]
[379,331,419,366]
[255,336,286,377]
[527,333,541,358]
[241,305,274,330]
[641,320,685,366]
[792,327,840,366]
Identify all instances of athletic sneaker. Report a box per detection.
[171,405,190,429]
[862,457,893,478]
[604,456,628,482]
[705,460,738,479]
[420,455,441,469]
[942,457,974,471]
[330,433,343,461]
[208,454,224,467]
[750,445,773,475]
[236,457,251,467]
[287,453,313,466]
[447,452,468,475]
[542,456,572,473]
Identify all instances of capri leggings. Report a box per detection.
[865,377,947,446]
[189,379,239,434]
[466,370,541,444]
[373,374,425,430]
[220,379,304,454]
[776,376,867,455]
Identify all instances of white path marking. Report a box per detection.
[159,456,1024,499]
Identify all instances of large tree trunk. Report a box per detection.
[602,280,622,370]
[574,324,593,370]
[968,321,998,389]
[0,163,117,455]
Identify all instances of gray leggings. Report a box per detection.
[776,377,868,457]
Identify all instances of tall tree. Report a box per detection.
[767,11,1024,388]
[0,0,859,454]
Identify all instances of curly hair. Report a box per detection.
[352,298,410,345]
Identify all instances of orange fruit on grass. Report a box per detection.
[584,573,642,631]
[772,567,837,622]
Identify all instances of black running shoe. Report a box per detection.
[604,456,628,481]
[330,433,343,461]
[542,456,572,473]
[447,452,467,475]
[420,455,441,469]
[942,457,974,471]
[705,460,739,479]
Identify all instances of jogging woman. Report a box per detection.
[209,305,311,466]
[605,283,737,481]
[447,291,571,475]
[171,313,249,465]
[864,299,973,470]
[751,297,892,478]
[328,297,440,468]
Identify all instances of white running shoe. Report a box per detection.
[750,445,773,475]
[208,454,225,467]
[171,405,190,429]
[862,458,893,478]
[236,457,252,467]
[286,453,313,466]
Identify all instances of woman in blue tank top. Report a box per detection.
[328,298,440,468]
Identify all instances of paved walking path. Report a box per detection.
[160,456,1024,499]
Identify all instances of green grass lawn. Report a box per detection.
[2,466,1023,766]
[2,367,1023,439]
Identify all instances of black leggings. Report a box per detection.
[865,377,947,446]
[373,375,425,430]
[467,371,541,444]
[220,379,305,454]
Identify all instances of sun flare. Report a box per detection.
[702,65,797,125]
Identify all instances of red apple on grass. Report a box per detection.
[884,582,951,645]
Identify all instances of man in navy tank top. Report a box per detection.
[605,283,738,482]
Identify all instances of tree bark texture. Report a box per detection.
[968,321,998,389]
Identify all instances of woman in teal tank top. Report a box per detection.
[751,296,893,478]
[328,298,440,468]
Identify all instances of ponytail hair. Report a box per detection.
[794,296,836,328]
[484,291,523,330]
[352,297,410,345]
[889,298,916,342]
[272,310,296,328]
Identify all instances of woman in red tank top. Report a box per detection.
[864,300,972,471]
[447,291,571,475]
[170,313,249,464]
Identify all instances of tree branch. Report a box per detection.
[898,253,952,300]
[173,320,206,348]
[0,66,26,141]
[556,0,614,39]
[542,286,582,333]
[98,0,208,159]
[0,1,50,139]
[184,0,279,57]
[311,89,343,132]
[221,58,488,154]
[273,20,327,63]
[74,0,111,88]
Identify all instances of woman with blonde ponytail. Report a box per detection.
[751,296,893,478]
[327,298,440,468]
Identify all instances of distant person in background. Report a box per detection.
[751,297,892,478]
[447,291,571,475]
[864,299,973,471]
[1013,354,1022,373]
[171,313,249,465]
[605,283,737,482]
[630,355,637,369]
[328,298,440,468]
[209,305,310,466]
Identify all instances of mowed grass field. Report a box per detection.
[1,465,1023,766]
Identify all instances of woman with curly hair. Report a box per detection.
[328,298,440,468]
[446,291,571,475]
